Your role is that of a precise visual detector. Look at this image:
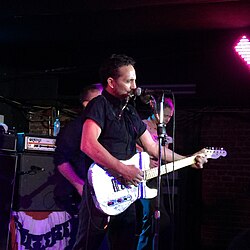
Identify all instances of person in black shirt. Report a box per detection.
[73,54,207,250]
[54,83,103,204]
[53,83,102,248]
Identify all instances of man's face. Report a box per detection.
[163,107,173,124]
[109,65,136,99]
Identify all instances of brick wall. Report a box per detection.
[199,109,250,249]
[176,108,250,250]
[169,107,250,250]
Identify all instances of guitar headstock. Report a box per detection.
[205,147,227,159]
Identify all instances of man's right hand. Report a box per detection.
[121,164,143,186]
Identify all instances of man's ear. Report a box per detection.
[107,77,114,89]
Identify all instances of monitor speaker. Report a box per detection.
[14,153,64,211]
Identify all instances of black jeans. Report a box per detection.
[73,183,137,250]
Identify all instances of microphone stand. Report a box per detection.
[153,92,166,250]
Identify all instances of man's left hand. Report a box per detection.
[192,148,208,169]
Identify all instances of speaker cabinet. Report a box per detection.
[0,152,17,250]
[14,153,64,211]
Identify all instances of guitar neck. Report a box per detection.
[144,155,196,180]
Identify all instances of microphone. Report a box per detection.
[131,87,151,104]
[132,87,172,104]
[133,87,142,97]
[131,87,155,105]
[31,165,45,172]
[134,87,171,96]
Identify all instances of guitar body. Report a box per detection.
[88,152,157,215]
[88,148,227,215]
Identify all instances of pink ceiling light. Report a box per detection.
[234,35,250,67]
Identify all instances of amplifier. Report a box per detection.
[17,133,56,153]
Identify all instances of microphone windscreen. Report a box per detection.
[134,87,142,96]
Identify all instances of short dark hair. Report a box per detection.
[99,54,136,87]
[79,83,103,103]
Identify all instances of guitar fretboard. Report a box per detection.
[144,155,196,180]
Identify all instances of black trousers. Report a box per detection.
[73,183,137,250]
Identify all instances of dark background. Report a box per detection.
[1,1,250,110]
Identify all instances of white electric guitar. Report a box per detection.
[88,148,227,216]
